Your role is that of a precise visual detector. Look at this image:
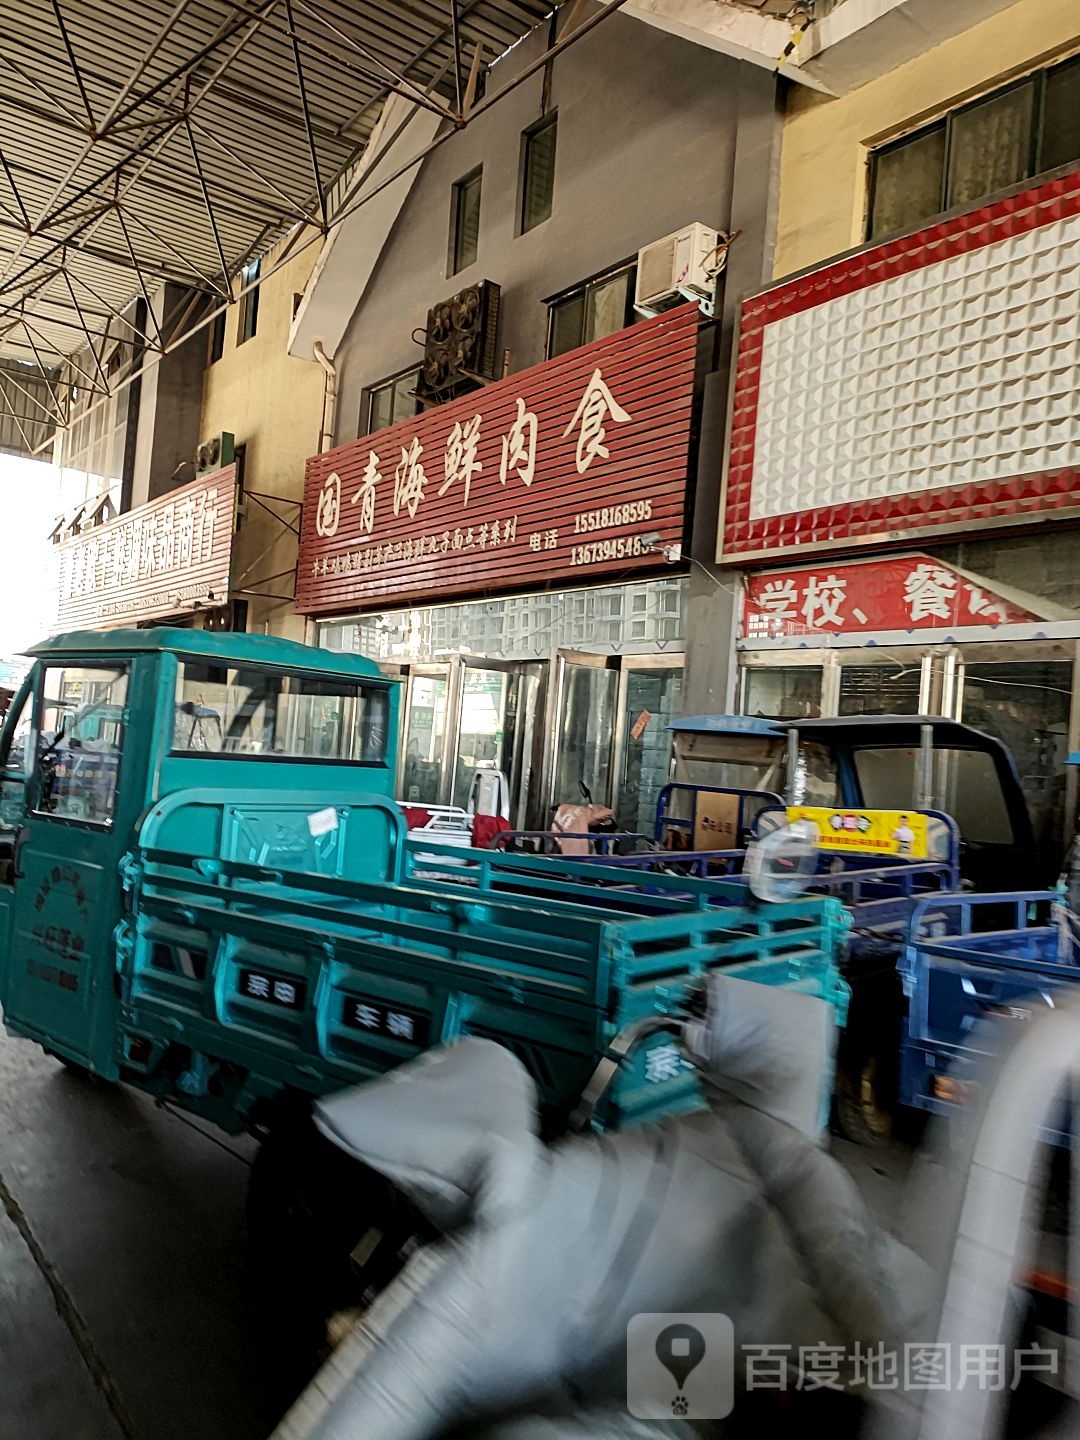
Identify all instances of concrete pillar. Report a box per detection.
[681,64,783,718]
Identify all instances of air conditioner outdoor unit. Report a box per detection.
[635,223,720,314]
[195,430,235,479]
[417,280,501,403]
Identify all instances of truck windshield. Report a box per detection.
[673,732,840,806]
[173,662,388,762]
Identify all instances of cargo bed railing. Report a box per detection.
[117,807,850,1130]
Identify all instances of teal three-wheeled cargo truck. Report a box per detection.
[0,628,849,1353]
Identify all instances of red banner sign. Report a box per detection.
[295,305,699,615]
[744,555,1039,640]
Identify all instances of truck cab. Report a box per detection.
[0,628,397,1079]
[669,713,1040,891]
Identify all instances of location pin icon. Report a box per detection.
[655,1323,707,1411]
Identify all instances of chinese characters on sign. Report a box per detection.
[744,556,1039,639]
[296,304,700,613]
[56,469,236,629]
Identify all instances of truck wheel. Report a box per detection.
[834,1057,894,1148]
[245,1118,427,1407]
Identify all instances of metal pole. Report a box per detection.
[917,723,935,810]
[21,0,632,446]
[283,0,326,227]
[0,150,31,230]
[60,260,111,391]
[94,0,195,135]
[49,0,97,131]
[785,725,800,805]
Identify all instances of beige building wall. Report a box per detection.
[774,0,1080,279]
[200,236,325,641]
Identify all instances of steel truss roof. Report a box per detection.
[0,0,560,441]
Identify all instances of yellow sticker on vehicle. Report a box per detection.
[787,806,929,860]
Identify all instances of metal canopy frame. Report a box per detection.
[0,0,630,449]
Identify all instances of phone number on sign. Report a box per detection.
[573,499,653,533]
[570,535,654,566]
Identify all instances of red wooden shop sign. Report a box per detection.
[295,304,700,615]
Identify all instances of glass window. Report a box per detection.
[946,82,1035,211]
[451,168,482,274]
[547,265,636,359]
[838,664,922,716]
[402,673,448,804]
[743,667,823,719]
[865,60,1080,240]
[672,731,839,807]
[208,309,226,365]
[960,659,1071,868]
[616,667,682,831]
[0,686,34,829]
[548,291,585,359]
[854,745,1013,844]
[173,663,388,762]
[1042,57,1080,173]
[365,370,420,434]
[521,115,557,233]
[238,259,261,344]
[869,125,946,239]
[32,666,128,825]
[554,665,617,806]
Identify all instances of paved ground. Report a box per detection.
[0,1034,277,1440]
[0,1030,922,1440]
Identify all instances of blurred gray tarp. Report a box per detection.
[273,975,935,1440]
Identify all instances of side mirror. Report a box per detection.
[745,819,819,903]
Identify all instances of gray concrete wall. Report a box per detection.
[131,283,208,506]
[682,65,784,718]
[333,8,749,437]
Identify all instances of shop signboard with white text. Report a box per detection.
[295,305,700,615]
[55,468,236,629]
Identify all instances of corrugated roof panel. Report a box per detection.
[1,0,553,370]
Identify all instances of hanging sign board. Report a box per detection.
[296,305,700,614]
[743,554,1040,639]
[55,468,235,629]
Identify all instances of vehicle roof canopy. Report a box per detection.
[785,715,1007,753]
[670,713,1006,754]
[669,715,785,737]
[27,628,389,683]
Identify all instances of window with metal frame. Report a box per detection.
[32,665,129,826]
[208,309,227,364]
[867,53,1080,241]
[364,369,421,434]
[173,662,389,763]
[546,262,638,360]
[520,114,557,233]
[450,168,482,275]
[237,259,261,344]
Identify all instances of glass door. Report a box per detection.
[399,667,450,804]
[549,652,618,811]
[614,659,683,833]
[956,652,1074,873]
[450,660,546,824]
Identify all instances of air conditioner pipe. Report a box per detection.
[313,340,337,454]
